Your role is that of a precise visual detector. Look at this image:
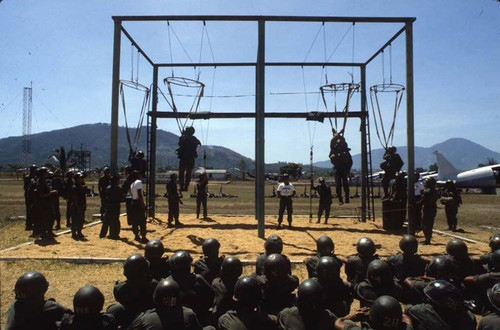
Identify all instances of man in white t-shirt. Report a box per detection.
[414,172,424,231]
[277,174,296,228]
[130,171,148,243]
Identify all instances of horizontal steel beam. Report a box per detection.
[113,15,416,23]
[148,111,366,119]
[155,61,364,68]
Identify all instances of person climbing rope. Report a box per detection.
[380,146,404,199]
[329,128,353,205]
[177,126,201,191]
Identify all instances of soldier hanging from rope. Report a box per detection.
[177,126,201,191]
[380,146,404,199]
[329,128,353,205]
[129,150,147,179]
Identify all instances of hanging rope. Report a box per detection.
[119,81,151,152]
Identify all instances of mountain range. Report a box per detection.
[1,123,498,172]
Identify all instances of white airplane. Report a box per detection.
[429,151,500,194]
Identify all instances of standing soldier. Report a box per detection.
[63,171,74,228]
[416,177,439,245]
[36,167,58,239]
[177,126,201,191]
[329,129,353,205]
[70,172,87,239]
[166,173,183,227]
[50,170,64,230]
[196,171,209,220]
[100,174,122,239]
[98,167,111,221]
[440,180,462,232]
[312,177,333,224]
[277,174,296,229]
[414,172,424,232]
[130,171,148,243]
[380,146,404,199]
[23,165,37,231]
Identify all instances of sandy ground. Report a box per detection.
[0,214,491,260]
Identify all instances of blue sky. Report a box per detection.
[0,0,499,164]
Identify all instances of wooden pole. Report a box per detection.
[256,20,266,239]
[110,19,122,174]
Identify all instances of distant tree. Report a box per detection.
[238,158,247,180]
[478,157,497,168]
[428,163,438,172]
[415,167,426,173]
[47,146,74,172]
[279,162,303,179]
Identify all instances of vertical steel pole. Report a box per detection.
[360,66,368,222]
[110,19,122,175]
[256,20,266,238]
[148,66,158,217]
[405,22,416,236]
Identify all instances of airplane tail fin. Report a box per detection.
[433,151,459,180]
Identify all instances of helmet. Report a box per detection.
[123,254,149,280]
[38,167,48,174]
[366,260,393,288]
[388,146,397,153]
[490,249,500,272]
[316,256,342,282]
[357,237,376,257]
[137,151,145,158]
[446,239,468,259]
[185,126,195,135]
[29,164,38,171]
[221,256,243,280]
[103,167,110,174]
[264,254,287,280]
[369,295,402,330]
[489,234,500,252]
[202,238,221,258]
[153,279,181,308]
[399,235,418,255]
[234,276,262,307]
[73,285,105,315]
[424,280,463,312]
[318,177,325,183]
[264,235,283,254]
[169,173,177,180]
[297,279,323,313]
[424,177,436,189]
[487,282,500,313]
[316,236,334,256]
[14,272,49,301]
[66,171,74,178]
[170,251,193,274]
[426,255,458,280]
[145,240,165,260]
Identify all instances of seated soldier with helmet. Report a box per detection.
[60,285,117,330]
[478,282,500,330]
[144,240,171,281]
[304,235,344,278]
[386,235,428,286]
[445,238,477,281]
[6,271,71,330]
[194,238,225,285]
[475,234,500,272]
[255,234,292,275]
[345,237,380,285]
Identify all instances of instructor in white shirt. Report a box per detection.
[277,174,296,229]
[130,170,148,243]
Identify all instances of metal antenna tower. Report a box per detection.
[22,82,33,166]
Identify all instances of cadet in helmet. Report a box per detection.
[278,279,337,329]
[144,240,171,281]
[478,282,500,330]
[69,172,87,239]
[218,276,279,330]
[100,174,123,240]
[475,234,500,272]
[312,177,333,223]
[277,174,296,228]
[194,238,225,284]
[127,278,207,330]
[63,170,74,227]
[440,180,462,232]
[345,237,380,285]
[334,295,412,330]
[404,255,461,304]
[36,167,58,239]
[405,280,476,330]
[129,150,147,178]
[166,173,183,227]
[196,171,209,220]
[445,239,476,280]
[329,128,353,205]
[257,253,299,315]
[304,235,343,278]
[107,254,158,328]
[354,260,403,308]
[6,271,70,330]
[416,177,439,245]
[50,169,64,230]
[380,146,404,199]
[463,250,500,312]
[177,126,201,191]
[313,256,353,317]
[255,235,292,276]
[23,165,38,230]
[98,167,111,222]
[166,250,214,325]
[210,256,243,325]
[386,235,428,285]
[60,285,116,330]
